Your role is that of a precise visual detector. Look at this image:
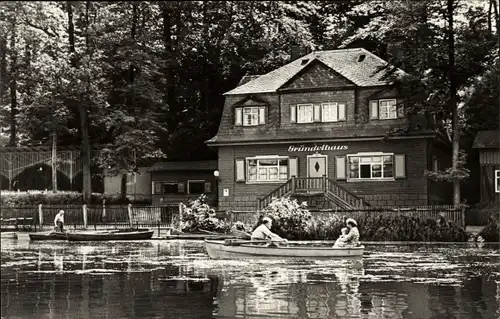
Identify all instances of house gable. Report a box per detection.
[279,59,355,91]
[233,95,270,107]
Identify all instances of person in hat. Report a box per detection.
[54,210,65,232]
[251,217,288,246]
[343,218,360,246]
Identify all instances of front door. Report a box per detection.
[307,154,327,178]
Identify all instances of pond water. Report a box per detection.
[1,239,499,319]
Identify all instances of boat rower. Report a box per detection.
[251,217,288,246]
[54,210,65,233]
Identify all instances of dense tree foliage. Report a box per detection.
[0,1,498,203]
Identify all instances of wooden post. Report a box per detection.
[51,130,57,192]
[178,203,183,232]
[460,205,466,228]
[102,199,106,220]
[291,176,296,193]
[83,204,88,229]
[128,204,133,229]
[38,204,43,226]
[322,175,326,193]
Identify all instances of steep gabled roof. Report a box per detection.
[224,48,407,95]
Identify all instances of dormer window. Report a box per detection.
[369,99,404,120]
[235,106,266,126]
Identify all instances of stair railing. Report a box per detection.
[325,178,366,209]
[257,178,293,210]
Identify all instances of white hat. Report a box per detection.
[59,210,65,214]
[346,218,357,226]
[262,217,272,224]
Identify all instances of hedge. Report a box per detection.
[0,191,151,205]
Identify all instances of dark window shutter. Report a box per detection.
[369,100,379,119]
[204,181,211,193]
[289,157,298,177]
[394,154,406,178]
[177,182,185,193]
[290,105,297,123]
[397,101,405,118]
[235,158,246,182]
[335,156,346,180]
[235,107,242,126]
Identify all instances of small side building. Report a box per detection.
[148,160,218,206]
[473,130,500,206]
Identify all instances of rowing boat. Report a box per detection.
[29,231,67,241]
[66,229,154,241]
[1,232,18,239]
[204,239,364,259]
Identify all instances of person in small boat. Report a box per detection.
[333,227,349,247]
[54,210,65,232]
[251,217,288,246]
[343,218,360,246]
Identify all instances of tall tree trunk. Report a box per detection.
[8,17,17,147]
[447,0,460,206]
[161,2,176,129]
[67,1,92,203]
[52,130,57,192]
[0,35,7,115]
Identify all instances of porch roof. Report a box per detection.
[473,130,500,149]
[147,160,217,172]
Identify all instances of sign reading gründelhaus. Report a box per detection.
[287,144,348,152]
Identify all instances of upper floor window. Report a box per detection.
[290,102,346,123]
[235,106,266,126]
[370,99,403,120]
[297,104,313,123]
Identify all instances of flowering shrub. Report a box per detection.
[180,195,230,233]
[256,197,468,242]
[260,197,312,240]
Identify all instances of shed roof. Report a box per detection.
[224,48,407,95]
[473,130,500,149]
[147,160,217,172]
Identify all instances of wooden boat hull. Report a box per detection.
[204,240,364,259]
[29,232,67,241]
[66,230,154,241]
[1,232,18,239]
[164,234,237,240]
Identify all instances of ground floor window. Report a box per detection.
[154,181,183,194]
[347,154,394,180]
[247,156,289,182]
[188,180,210,194]
[495,170,499,193]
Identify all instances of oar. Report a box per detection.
[224,239,288,246]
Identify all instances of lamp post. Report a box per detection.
[213,170,219,209]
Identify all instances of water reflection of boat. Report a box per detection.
[205,240,364,259]
[66,229,154,241]
[29,231,67,241]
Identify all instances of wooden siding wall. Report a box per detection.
[217,139,430,211]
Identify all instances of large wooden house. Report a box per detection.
[207,48,452,211]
